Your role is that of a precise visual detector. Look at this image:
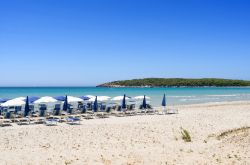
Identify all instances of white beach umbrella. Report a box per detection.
[111,96,130,101]
[134,96,151,100]
[34,96,58,104]
[1,97,26,107]
[88,96,111,102]
[67,96,83,102]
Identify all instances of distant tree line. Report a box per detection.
[98,78,250,87]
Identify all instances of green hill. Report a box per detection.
[97,78,250,87]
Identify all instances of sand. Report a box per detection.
[0,101,250,165]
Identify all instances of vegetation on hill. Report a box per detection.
[97,78,250,87]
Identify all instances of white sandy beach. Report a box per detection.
[0,101,250,165]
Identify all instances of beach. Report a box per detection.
[0,101,250,165]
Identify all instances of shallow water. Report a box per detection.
[1,87,250,106]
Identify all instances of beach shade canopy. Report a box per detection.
[93,96,98,112]
[0,98,10,103]
[34,96,57,104]
[142,95,147,109]
[63,95,68,111]
[121,94,126,109]
[162,94,166,107]
[88,96,110,102]
[112,96,131,101]
[24,96,30,117]
[67,96,83,102]
[54,96,66,101]
[1,97,26,107]
[134,96,150,100]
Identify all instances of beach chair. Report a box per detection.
[45,116,58,126]
[53,104,61,116]
[34,108,46,124]
[124,104,136,116]
[17,118,30,125]
[111,106,125,117]
[66,115,81,125]
[0,112,12,127]
[145,104,155,115]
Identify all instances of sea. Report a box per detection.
[1,87,250,106]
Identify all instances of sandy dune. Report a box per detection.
[0,101,250,165]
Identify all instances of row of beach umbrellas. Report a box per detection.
[0,94,167,108]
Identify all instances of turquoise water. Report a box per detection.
[1,87,250,106]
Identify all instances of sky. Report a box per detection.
[0,0,250,86]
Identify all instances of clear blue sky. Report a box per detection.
[0,0,250,86]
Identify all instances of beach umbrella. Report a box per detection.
[88,96,110,102]
[63,95,68,111]
[93,96,98,112]
[34,96,57,104]
[67,96,83,103]
[24,96,30,117]
[54,96,66,101]
[121,94,126,109]
[27,96,40,103]
[112,96,131,101]
[162,94,166,107]
[142,95,147,109]
[134,96,150,100]
[0,98,10,103]
[1,97,26,107]
[80,96,91,100]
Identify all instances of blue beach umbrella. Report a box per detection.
[93,96,98,112]
[142,95,147,109]
[162,94,166,107]
[80,96,91,101]
[63,95,68,111]
[0,98,9,103]
[121,94,126,110]
[28,96,40,103]
[24,96,30,117]
[54,96,66,101]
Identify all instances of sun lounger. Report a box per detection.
[0,119,12,127]
[66,115,81,124]
[0,112,13,126]
[17,118,30,125]
[45,116,58,126]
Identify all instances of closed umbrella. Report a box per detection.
[162,94,166,106]
[121,94,126,110]
[93,96,98,112]
[162,94,167,114]
[63,95,68,111]
[142,95,147,109]
[24,96,30,117]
